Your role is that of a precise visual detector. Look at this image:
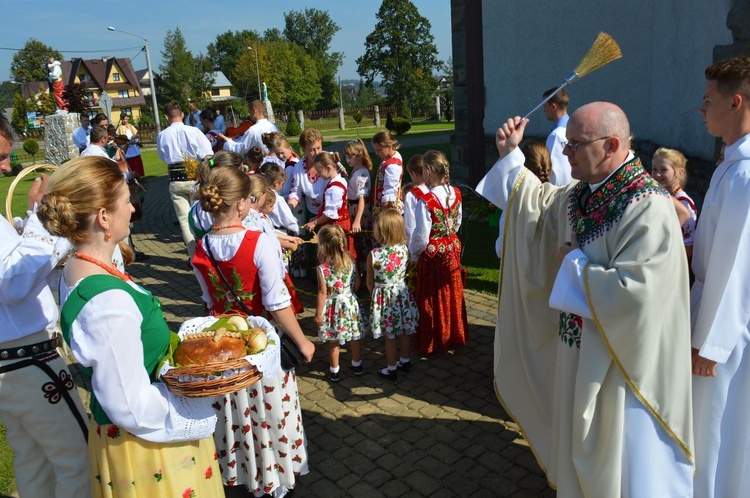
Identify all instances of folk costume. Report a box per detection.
[115,122,145,177]
[673,187,697,247]
[280,154,300,199]
[369,244,419,340]
[691,133,750,498]
[348,167,374,273]
[476,148,694,497]
[372,151,404,215]
[411,184,468,354]
[0,214,90,498]
[288,156,325,220]
[191,230,309,495]
[319,173,355,258]
[59,275,221,498]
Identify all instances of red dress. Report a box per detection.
[414,187,468,353]
[318,177,356,258]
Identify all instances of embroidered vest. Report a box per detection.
[372,154,404,208]
[318,179,352,231]
[192,231,264,316]
[424,186,462,258]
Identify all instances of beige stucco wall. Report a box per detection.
[482,0,733,160]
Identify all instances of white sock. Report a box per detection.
[330,365,340,373]
[399,357,410,364]
[388,364,397,371]
[351,359,362,367]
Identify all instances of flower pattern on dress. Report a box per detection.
[559,311,583,349]
[567,158,668,247]
[317,263,361,344]
[424,188,462,257]
[370,244,419,339]
[41,369,75,404]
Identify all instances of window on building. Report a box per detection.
[118,90,129,98]
[112,73,121,81]
[120,107,132,118]
[211,88,220,96]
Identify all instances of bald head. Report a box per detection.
[564,102,632,183]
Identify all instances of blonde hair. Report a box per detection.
[264,132,295,155]
[316,224,353,273]
[653,147,688,187]
[264,187,276,209]
[38,157,127,245]
[343,138,373,171]
[423,150,451,184]
[372,130,400,150]
[262,163,286,185]
[374,208,407,246]
[406,154,424,177]
[521,141,551,183]
[313,151,344,175]
[197,150,244,186]
[299,128,323,149]
[199,166,251,214]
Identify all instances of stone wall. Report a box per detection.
[44,112,79,165]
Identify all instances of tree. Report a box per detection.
[23,138,39,164]
[283,8,342,109]
[285,110,301,136]
[440,58,454,121]
[357,0,441,114]
[207,30,260,86]
[11,39,63,83]
[63,83,91,115]
[0,81,17,109]
[158,28,215,110]
[11,93,28,134]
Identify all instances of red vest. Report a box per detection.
[192,231,264,315]
[318,179,351,231]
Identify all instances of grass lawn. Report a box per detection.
[0,424,14,495]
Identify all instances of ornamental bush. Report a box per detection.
[391,117,412,136]
[286,111,301,136]
[23,138,39,164]
[352,111,363,124]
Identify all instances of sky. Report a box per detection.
[0,0,452,83]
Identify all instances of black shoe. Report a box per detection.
[378,367,397,381]
[134,251,150,262]
[396,360,411,373]
[329,370,340,382]
[349,363,364,376]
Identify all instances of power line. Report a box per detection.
[0,46,143,53]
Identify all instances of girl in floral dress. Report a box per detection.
[367,209,419,380]
[190,166,315,497]
[344,138,374,279]
[314,224,363,382]
[371,131,404,215]
[411,150,468,354]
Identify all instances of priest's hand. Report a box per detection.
[495,117,528,159]
[558,231,580,266]
[691,347,718,377]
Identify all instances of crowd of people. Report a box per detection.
[3,50,750,497]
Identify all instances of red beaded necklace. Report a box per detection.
[74,252,131,282]
[212,224,244,231]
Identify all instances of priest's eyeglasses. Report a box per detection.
[561,136,611,154]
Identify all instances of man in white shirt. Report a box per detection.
[71,114,90,152]
[691,55,750,498]
[543,87,573,186]
[157,101,213,259]
[80,126,123,162]
[219,100,278,155]
[0,115,91,498]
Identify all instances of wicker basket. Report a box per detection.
[4,163,58,225]
[162,359,263,398]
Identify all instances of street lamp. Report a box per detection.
[108,26,161,133]
[248,46,261,102]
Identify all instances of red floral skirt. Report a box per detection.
[414,249,468,353]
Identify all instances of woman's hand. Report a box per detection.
[299,337,315,363]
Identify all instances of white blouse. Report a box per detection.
[59,278,217,443]
[287,156,326,214]
[323,174,345,219]
[347,167,371,201]
[404,184,429,250]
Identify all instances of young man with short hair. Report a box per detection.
[543,87,573,185]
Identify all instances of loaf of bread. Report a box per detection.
[174,335,246,366]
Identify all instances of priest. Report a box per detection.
[477,101,694,497]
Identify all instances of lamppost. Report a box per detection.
[108,26,161,133]
[248,46,261,102]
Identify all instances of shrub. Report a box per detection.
[385,112,394,132]
[352,111,363,125]
[286,111,301,136]
[10,162,23,176]
[23,138,39,164]
[391,117,412,136]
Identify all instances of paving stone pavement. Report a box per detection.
[62,173,556,498]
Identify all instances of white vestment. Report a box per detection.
[691,133,750,498]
